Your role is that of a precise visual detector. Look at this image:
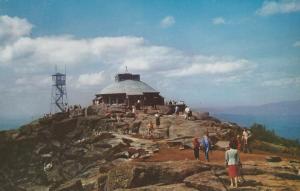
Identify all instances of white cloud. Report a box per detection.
[15,75,51,87]
[212,17,226,25]
[262,77,300,87]
[0,35,144,68]
[77,71,105,87]
[0,15,33,44]
[256,0,300,16]
[293,41,300,47]
[0,15,256,117]
[160,16,175,28]
[0,15,251,78]
[164,57,250,77]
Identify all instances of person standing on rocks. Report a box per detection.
[201,135,211,162]
[193,137,200,160]
[136,99,141,110]
[236,134,242,151]
[175,105,179,116]
[132,105,136,114]
[147,121,154,137]
[225,140,241,188]
[155,112,160,129]
[242,128,248,144]
[184,106,190,119]
[242,128,252,153]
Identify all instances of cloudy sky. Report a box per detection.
[0,0,300,119]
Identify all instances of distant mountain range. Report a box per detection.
[200,100,300,116]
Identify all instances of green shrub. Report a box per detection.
[250,123,300,148]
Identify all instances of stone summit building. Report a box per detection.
[95,72,164,107]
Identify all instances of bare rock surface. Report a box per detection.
[0,106,299,191]
[184,171,227,191]
[114,183,198,191]
[105,160,210,190]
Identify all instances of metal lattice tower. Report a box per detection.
[51,68,68,113]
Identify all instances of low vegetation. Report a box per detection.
[250,123,300,156]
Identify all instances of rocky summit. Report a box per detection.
[0,105,299,191]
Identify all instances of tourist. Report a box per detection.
[147,121,154,137]
[155,112,160,129]
[132,105,136,114]
[225,140,241,188]
[242,128,252,153]
[184,106,190,120]
[188,108,192,120]
[236,134,242,151]
[186,106,192,120]
[136,99,141,110]
[175,105,179,116]
[201,135,211,162]
[242,128,249,145]
[193,137,200,160]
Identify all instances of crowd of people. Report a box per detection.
[192,128,252,188]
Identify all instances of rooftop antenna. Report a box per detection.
[125,65,128,73]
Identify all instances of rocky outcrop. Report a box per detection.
[114,183,198,191]
[1,106,300,191]
[105,161,209,190]
[266,156,282,162]
[0,114,159,191]
[184,171,226,191]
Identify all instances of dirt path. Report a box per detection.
[135,141,290,164]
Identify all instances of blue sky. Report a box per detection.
[0,0,300,118]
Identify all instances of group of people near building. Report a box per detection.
[172,104,193,120]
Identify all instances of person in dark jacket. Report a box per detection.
[155,112,160,129]
[193,137,200,160]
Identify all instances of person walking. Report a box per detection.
[192,137,200,160]
[225,140,241,188]
[201,135,211,162]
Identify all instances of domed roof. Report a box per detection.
[100,80,158,95]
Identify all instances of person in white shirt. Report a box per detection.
[225,140,241,188]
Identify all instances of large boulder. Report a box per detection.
[114,183,198,191]
[105,161,210,190]
[184,171,226,191]
[54,179,84,191]
[215,141,229,150]
[52,118,78,140]
[265,156,282,162]
[192,112,210,120]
